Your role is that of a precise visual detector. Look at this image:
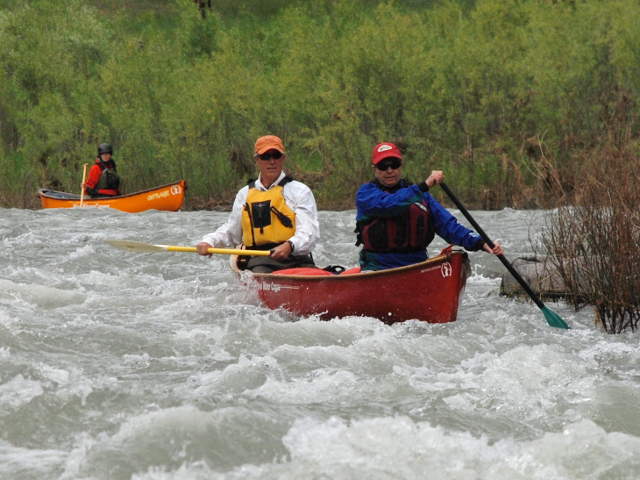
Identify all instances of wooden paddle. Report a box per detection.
[79,163,88,207]
[106,240,271,256]
[439,182,570,329]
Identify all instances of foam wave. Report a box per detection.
[0,279,85,309]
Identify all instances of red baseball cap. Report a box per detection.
[371,142,402,165]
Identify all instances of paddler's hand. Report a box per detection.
[482,242,504,256]
[196,242,213,256]
[270,241,293,260]
[425,170,444,188]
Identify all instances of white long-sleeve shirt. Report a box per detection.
[201,172,320,256]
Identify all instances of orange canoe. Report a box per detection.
[37,180,186,213]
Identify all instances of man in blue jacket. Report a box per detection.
[355,142,503,271]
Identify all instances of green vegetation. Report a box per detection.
[0,0,638,209]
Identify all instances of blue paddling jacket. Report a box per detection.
[355,179,484,271]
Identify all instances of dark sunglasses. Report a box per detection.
[257,151,283,161]
[375,158,402,171]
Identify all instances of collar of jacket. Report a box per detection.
[372,178,413,193]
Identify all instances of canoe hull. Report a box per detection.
[249,248,470,324]
[37,180,186,213]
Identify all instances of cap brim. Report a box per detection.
[256,145,285,155]
[372,154,402,165]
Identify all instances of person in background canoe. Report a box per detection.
[196,135,320,273]
[84,143,120,197]
[355,142,504,271]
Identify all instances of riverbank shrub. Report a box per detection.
[541,144,640,333]
[0,0,639,209]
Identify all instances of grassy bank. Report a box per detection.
[0,0,638,210]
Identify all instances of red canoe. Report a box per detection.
[236,247,470,324]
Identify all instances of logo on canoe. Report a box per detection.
[147,190,170,201]
[441,262,452,278]
[259,282,299,292]
[170,185,181,195]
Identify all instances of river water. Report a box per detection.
[1,207,639,479]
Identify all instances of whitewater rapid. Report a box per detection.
[1,207,639,479]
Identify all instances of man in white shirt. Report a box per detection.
[196,135,320,273]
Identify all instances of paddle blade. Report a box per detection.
[106,240,168,252]
[543,306,570,329]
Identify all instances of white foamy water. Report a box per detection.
[1,206,639,480]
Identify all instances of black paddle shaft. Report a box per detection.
[439,182,546,311]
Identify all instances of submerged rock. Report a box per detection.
[500,256,569,299]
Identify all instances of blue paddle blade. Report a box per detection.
[543,306,570,329]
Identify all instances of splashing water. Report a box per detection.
[1,207,639,479]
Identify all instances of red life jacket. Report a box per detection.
[356,200,435,253]
[86,158,120,196]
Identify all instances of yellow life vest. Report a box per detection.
[241,177,296,248]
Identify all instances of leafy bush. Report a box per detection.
[0,0,639,209]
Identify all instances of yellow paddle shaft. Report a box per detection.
[106,240,272,256]
[161,245,271,256]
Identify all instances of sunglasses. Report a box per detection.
[257,151,283,161]
[375,158,402,171]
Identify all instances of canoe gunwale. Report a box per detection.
[246,248,467,282]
